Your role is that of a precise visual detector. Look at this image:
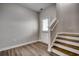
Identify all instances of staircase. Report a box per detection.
[51,32,79,56]
[48,18,79,56]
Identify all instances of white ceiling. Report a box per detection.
[19,3,54,12]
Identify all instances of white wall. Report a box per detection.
[57,3,79,33]
[39,4,56,44]
[0,4,38,50]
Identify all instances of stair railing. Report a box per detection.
[48,18,59,52]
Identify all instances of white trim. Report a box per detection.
[0,40,38,52]
[51,34,58,47]
[58,32,79,34]
[54,43,79,54]
[49,18,56,27]
[57,32,79,37]
[57,35,79,41]
[0,40,49,52]
[50,20,59,31]
[38,40,48,45]
[56,39,79,47]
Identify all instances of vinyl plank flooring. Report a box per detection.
[35,43,50,56]
[0,42,50,56]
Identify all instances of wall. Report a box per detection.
[39,4,56,44]
[0,4,38,50]
[57,3,79,33]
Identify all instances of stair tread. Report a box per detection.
[58,32,79,37]
[53,46,79,56]
[57,35,79,41]
[52,48,68,56]
[56,39,79,47]
[49,32,79,56]
[54,43,79,55]
[55,41,79,50]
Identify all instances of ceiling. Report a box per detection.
[19,3,54,12]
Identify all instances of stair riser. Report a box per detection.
[55,41,79,50]
[56,39,79,47]
[56,37,79,42]
[58,34,79,37]
[50,32,79,56]
[53,46,79,56]
[54,43,79,55]
[52,48,68,56]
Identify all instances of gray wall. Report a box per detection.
[39,4,56,44]
[0,4,38,50]
[57,3,79,33]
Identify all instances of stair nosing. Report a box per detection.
[54,43,79,54]
[57,35,79,41]
[56,39,79,47]
[58,32,79,35]
[52,48,68,56]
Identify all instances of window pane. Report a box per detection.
[42,18,48,31]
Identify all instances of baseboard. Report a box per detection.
[0,40,49,52]
[38,40,48,45]
[0,40,38,52]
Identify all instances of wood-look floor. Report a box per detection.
[0,42,52,56]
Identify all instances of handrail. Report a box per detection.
[50,20,59,31]
[48,18,59,52]
[49,18,57,28]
